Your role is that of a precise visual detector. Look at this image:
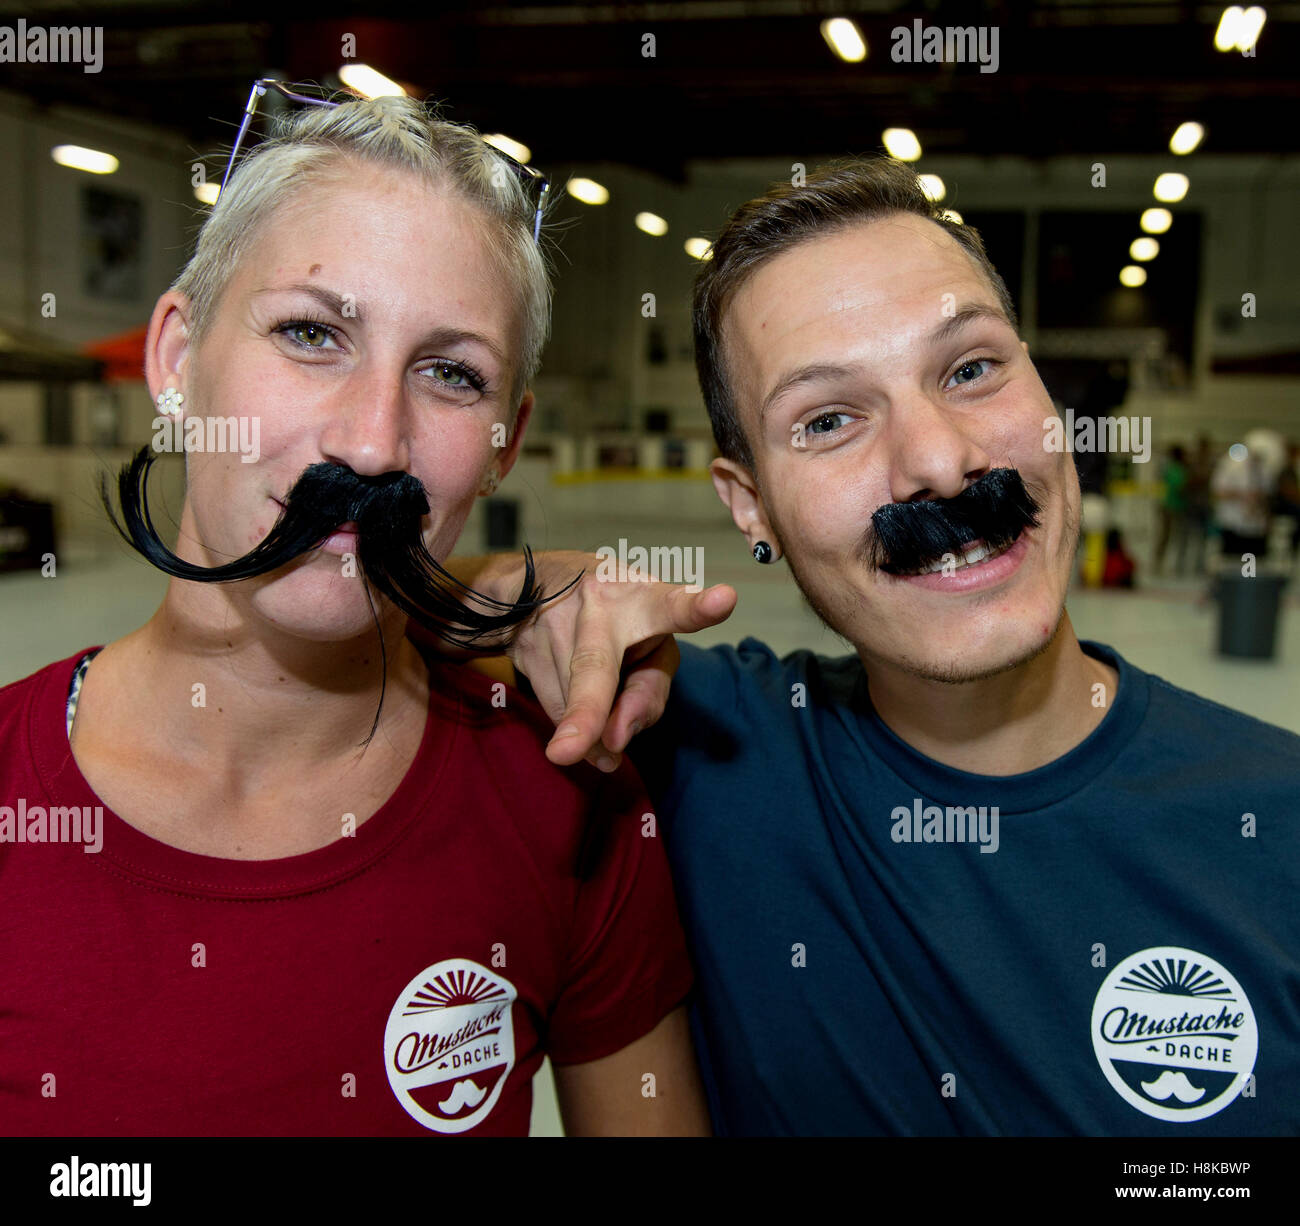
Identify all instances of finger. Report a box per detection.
[545,622,622,767]
[549,639,621,771]
[655,583,738,637]
[602,637,678,753]
[517,647,568,727]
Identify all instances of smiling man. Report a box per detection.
[453,157,1299,1136]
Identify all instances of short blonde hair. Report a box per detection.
[173,92,552,400]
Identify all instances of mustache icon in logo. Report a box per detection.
[438,1079,488,1114]
[1139,1070,1206,1104]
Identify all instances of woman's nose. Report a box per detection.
[317,368,412,477]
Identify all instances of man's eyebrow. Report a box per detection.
[760,362,863,420]
[928,303,1012,348]
[759,302,1013,420]
[252,284,506,364]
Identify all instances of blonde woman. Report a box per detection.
[0,84,709,1137]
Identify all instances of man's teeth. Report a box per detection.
[915,539,1011,575]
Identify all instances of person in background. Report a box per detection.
[1155,444,1190,576]
[1211,442,1271,562]
[1185,434,1215,574]
[1102,527,1136,588]
[1273,440,1300,563]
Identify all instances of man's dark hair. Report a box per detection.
[692,157,1019,468]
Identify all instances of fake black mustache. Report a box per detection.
[863,468,1041,575]
[102,446,566,648]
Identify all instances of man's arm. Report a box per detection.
[436,552,736,771]
[552,1006,711,1136]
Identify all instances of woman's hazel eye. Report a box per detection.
[292,323,331,348]
[433,362,466,386]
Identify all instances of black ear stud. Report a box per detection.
[752,540,773,564]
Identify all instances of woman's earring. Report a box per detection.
[156,387,184,417]
[480,470,500,496]
[752,540,774,564]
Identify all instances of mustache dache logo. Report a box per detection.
[1090,946,1257,1123]
[384,959,517,1134]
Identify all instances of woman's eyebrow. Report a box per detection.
[418,326,506,365]
[253,283,359,322]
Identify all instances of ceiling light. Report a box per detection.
[51,145,118,174]
[882,128,922,162]
[821,17,867,63]
[337,64,405,98]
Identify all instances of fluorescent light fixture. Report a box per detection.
[194,181,220,205]
[917,174,945,202]
[1169,122,1204,155]
[338,64,405,98]
[821,17,867,63]
[882,128,922,162]
[635,211,668,236]
[566,177,609,205]
[1130,237,1159,262]
[1153,172,1188,203]
[483,133,532,164]
[684,237,712,261]
[1237,6,1266,51]
[1119,265,1147,288]
[1215,6,1244,51]
[1215,6,1265,52]
[1140,207,1172,234]
[51,145,118,174]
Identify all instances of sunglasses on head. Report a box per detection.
[218,78,550,242]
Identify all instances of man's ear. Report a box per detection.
[145,291,192,403]
[710,456,781,560]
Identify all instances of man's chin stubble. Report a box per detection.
[783,543,1074,686]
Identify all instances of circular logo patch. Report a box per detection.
[384,958,517,1134]
[1091,945,1256,1123]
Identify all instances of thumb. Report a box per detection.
[667,583,738,634]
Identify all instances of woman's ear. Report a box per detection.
[145,291,193,403]
[710,456,781,561]
[492,388,534,485]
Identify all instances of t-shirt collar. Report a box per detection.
[848,640,1149,813]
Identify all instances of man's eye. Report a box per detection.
[948,358,993,387]
[807,411,851,436]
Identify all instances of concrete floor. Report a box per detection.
[3,473,1297,1136]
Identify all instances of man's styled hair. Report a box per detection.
[692,157,1019,467]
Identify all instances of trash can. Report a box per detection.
[1214,566,1287,659]
[485,497,520,551]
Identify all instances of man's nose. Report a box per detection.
[883,388,992,505]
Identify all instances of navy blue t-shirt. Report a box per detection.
[631,637,1299,1136]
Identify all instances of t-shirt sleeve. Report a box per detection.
[545,760,695,1066]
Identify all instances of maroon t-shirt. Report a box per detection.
[0,650,692,1136]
